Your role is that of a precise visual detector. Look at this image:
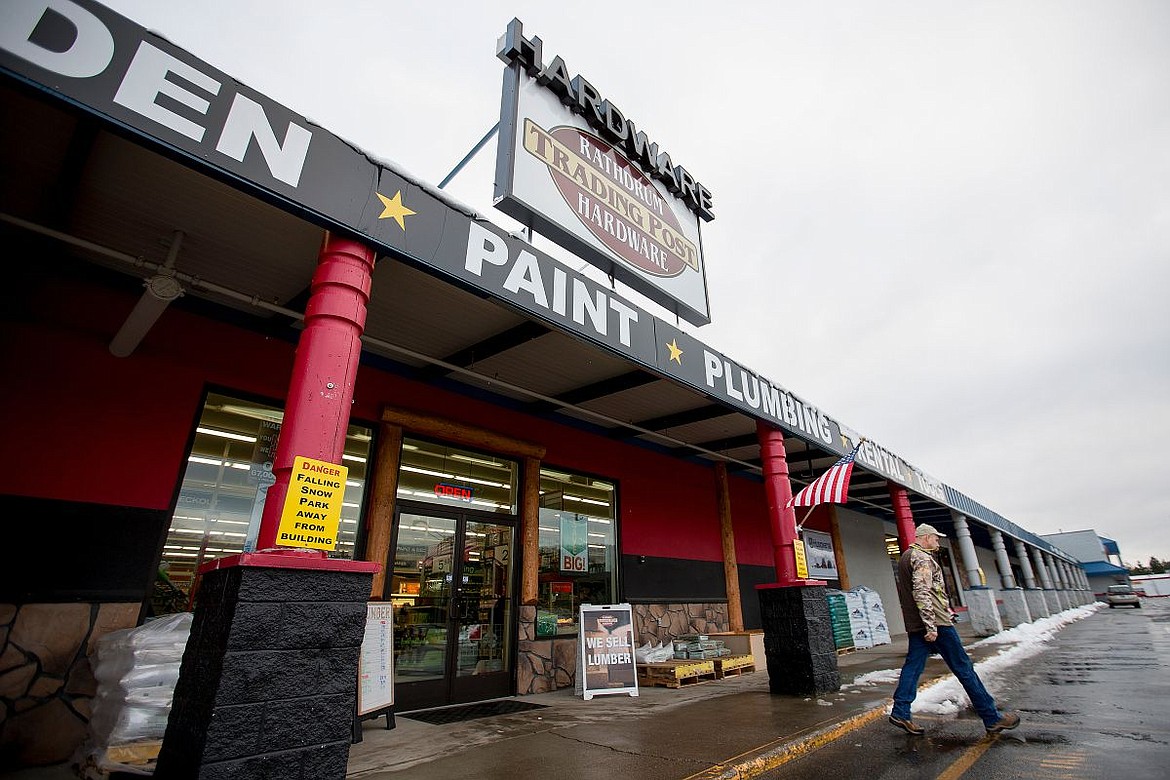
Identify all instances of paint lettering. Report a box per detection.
[1,0,312,186]
[463,222,640,348]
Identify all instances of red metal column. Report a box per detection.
[757,420,800,585]
[256,234,377,553]
[889,482,916,551]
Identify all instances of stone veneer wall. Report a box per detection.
[515,602,729,695]
[631,603,729,645]
[0,602,140,768]
[516,606,576,695]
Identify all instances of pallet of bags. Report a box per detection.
[842,589,873,649]
[853,586,892,646]
[869,617,892,646]
[825,590,855,652]
[81,612,192,776]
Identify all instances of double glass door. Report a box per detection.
[388,506,516,710]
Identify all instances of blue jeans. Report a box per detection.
[891,625,1001,727]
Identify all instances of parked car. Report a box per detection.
[1106,584,1141,609]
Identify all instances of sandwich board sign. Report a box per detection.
[578,603,639,700]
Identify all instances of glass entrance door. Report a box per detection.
[388,508,516,710]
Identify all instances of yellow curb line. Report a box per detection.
[685,673,954,780]
[709,704,889,779]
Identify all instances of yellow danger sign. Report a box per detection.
[276,456,348,551]
[793,537,809,580]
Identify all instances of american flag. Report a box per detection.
[787,442,863,508]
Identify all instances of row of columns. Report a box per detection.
[939,510,1093,636]
[753,423,1094,646]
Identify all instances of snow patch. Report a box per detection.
[845,604,1102,715]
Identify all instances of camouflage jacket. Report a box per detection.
[896,543,952,633]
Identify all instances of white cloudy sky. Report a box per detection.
[98,1,1170,564]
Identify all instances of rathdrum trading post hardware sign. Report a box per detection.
[495,19,713,326]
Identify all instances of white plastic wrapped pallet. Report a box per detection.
[83,612,192,774]
[853,586,892,646]
[842,590,873,648]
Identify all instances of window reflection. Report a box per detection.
[537,469,617,637]
[395,437,518,513]
[157,393,372,609]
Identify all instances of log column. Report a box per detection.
[715,462,744,632]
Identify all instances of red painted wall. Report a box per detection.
[1,268,773,565]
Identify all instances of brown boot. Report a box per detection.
[888,715,925,735]
[986,712,1021,733]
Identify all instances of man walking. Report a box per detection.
[889,523,1020,736]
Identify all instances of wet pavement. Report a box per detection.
[752,598,1170,779]
[346,619,1002,779]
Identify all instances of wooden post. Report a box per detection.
[381,406,545,459]
[827,505,850,590]
[364,423,403,598]
[521,457,541,606]
[715,463,744,631]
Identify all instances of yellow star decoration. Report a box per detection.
[666,339,683,364]
[375,190,416,231]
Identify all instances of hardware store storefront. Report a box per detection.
[0,0,1087,767]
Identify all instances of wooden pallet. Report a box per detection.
[713,655,756,678]
[835,645,857,656]
[638,659,716,688]
[106,740,162,765]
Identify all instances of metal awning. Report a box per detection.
[0,66,1073,564]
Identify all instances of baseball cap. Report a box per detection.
[915,523,946,538]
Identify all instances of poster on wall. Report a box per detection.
[560,514,588,573]
[803,530,839,580]
[579,604,639,700]
[243,420,281,552]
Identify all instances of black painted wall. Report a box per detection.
[620,554,776,631]
[0,494,168,603]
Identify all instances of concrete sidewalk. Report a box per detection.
[347,622,998,779]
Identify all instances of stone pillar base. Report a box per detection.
[997,589,1031,627]
[1056,591,1071,611]
[1024,589,1049,619]
[1043,590,1062,614]
[757,585,839,696]
[963,589,1003,636]
[156,554,376,780]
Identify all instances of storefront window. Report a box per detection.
[536,468,617,637]
[395,437,518,514]
[158,392,372,604]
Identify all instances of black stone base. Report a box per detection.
[155,563,373,780]
[757,584,840,696]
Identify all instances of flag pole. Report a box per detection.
[796,506,816,532]
[791,436,867,532]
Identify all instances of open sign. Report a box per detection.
[434,483,473,502]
